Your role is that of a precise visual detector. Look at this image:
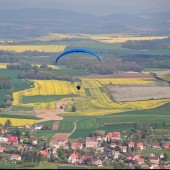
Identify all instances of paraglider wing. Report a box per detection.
[56,48,101,63]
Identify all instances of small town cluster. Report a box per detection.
[0,122,170,169]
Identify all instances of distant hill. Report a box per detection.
[0,8,169,39]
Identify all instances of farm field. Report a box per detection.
[0,117,37,126]
[35,33,168,43]
[108,86,170,102]
[64,102,170,138]
[12,74,170,115]
[0,45,66,52]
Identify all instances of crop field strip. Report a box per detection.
[0,45,66,52]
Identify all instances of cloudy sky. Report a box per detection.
[0,0,170,15]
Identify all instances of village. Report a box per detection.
[0,120,170,169]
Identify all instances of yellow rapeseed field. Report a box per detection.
[0,45,66,52]
[0,63,8,69]
[12,78,170,114]
[0,118,37,126]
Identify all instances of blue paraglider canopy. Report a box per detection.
[56,48,101,63]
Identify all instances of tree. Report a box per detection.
[4,119,11,128]
[71,105,76,112]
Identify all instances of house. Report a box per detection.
[63,145,69,150]
[32,139,38,145]
[160,153,164,159]
[0,136,8,143]
[149,157,159,164]
[163,143,169,149]
[93,159,103,167]
[152,143,160,149]
[40,150,49,157]
[122,146,127,153]
[137,142,144,150]
[0,146,6,153]
[50,137,68,148]
[126,155,135,161]
[149,164,160,169]
[1,128,7,134]
[104,132,112,141]
[71,142,83,150]
[136,158,144,165]
[9,154,22,161]
[68,153,79,164]
[111,142,116,148]
[112,132,120,140]
[134,154,141,160]
[128,141,135,149]
[7,136,18,146]
[104,132,121,141]
[86,137,97,148]
[35,124,43,130]
[112,151,121,159]
[18,145,25,152]
[81,155,93,164]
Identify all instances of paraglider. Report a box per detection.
[56,48,101,63]
[56,48,101,91]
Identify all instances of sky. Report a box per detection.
[0,0,170,15]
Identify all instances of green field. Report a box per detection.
[61,102,170,138]
[0,113,40,120]
[56,121,74,133]
[0,69,30,104]
[33,162,59,169]
[22,94,77,104]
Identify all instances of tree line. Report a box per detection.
[122,40,167,50]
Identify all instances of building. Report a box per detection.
[68,153,79,164]
[1,128,7,134]
[137,142,144,150]
[112,132,120,140]
[0,136,8,143]
[71,142,83,150]
[163,143,169,149]
[50,137,68,148]
[112,151,121,159]
[81,155,93,164]
[35,124,43,130]
[0,146,6,153]
[7,136,18,146]
[86,137,97,148]
[93,159,103,167]
[136,158,144,165]
[126,155,135,161]
[122,146,127,153]
[160,153,164,159]
[111,143,116,148]
[149,157,160,164]
[9,154,22,161]
[40,150,49,157]
[128,141,135,149]
[152,143,160,149]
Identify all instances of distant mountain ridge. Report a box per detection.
[0,8,169,39]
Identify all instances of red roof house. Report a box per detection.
[122,146,127,153]
[7,136,18,145]
[1,128,7,134]
[152,143,160,149]
[126,155,135,161]
[136,158,144,165]
[40,150,49,157]
[71,142,83,150]
[68,153,79,164]
[163,143,169,149]
[128,141,135,148]
[112,132,120,140]
[86,137,97,148]
[137,142,144,150]
[0,146,6,153]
